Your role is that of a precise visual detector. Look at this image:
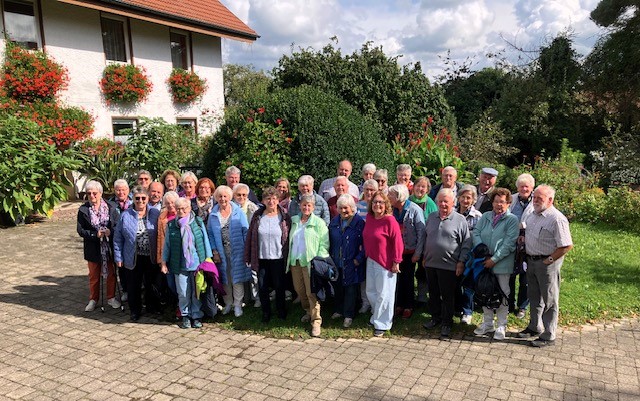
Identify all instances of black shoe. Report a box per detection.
[277,312,287,320]
[130,313,140,322]
[423,320,441,330]
[517,327,541,338]
[262,313,271,323]
[373,329,385,337]
[440,325,451,339]
[530,337,555,347]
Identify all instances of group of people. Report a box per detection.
[77,159,572,346]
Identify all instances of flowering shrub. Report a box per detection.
[168,69,207,103]
[392,117,469,183]
[100,64,152,105]
[0,44,67,102]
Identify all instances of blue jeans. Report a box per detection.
[174,272,203,319]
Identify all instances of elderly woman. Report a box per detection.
[410,176,438,306]
[191,177,216,224]
[509,173,535,319]
[358,163,376,194]
[357,179,378,219]
[113,186,160,321]
[77,180,121,312]
[179,171,198,199]
[388,184,425,319]
[288,175,330,225]
[472,188,520,340]
[363,191,403,337]
[288,194,330,337]
[233,183,258,222]
[329,194,365,328]
[328,176,358,219]
[157,191,180,298]
[109,179,132,215]
[207,185,250,317]
[160,169,180,193]
[373,169,389,195]
[160,198,212,329]
[275,178,292,213]
[245,186,292,322]
[395,164,414,192]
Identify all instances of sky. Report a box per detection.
[219,0,606,81]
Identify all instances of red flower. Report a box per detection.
[276,118,282,125]
[257,107,265,114]
[427,116,434,125]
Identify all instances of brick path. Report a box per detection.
[0,217,638,400]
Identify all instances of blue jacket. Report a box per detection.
[328,214,366,285]
[207,202,250,285]
[113,206,160,269]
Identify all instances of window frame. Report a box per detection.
[112,118,138,144]
[176,117,198,134]
[169,30,191,70]
[1,0,43,50]
[100,13,130,63]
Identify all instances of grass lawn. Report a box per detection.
[195,222,640,339]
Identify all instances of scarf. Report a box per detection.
[492,212,504,228]
[409,194,428,210]
[178,213,197,269]
[89,200,111,278]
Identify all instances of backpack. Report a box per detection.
[473,269,507,310]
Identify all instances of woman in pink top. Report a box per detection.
[362,191,403,337]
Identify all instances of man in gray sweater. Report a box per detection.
[421,188,472,339]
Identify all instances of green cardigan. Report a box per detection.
[287,213,330,272]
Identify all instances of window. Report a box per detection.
[170,31,189,70]
[101,16,127,62]
[176,118,197,134]
[112,119,137,143]
[3,0,40,49]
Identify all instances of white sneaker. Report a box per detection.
[461,314,472,324]
[331,312,342,319]
[254,299,261,308]
[343,318,353,328]
[493,326,506,340]
[474,323,495,336]
[358,304,370,314]
[107,298,121,309]
[85,300,97,312]
[300,313,311,323]
[234,306,243,317]
[222,304,233,315]
[121,292,128,302]
[284,290,292,301]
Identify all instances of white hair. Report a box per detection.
[298,175,314,187]
[85,180,103,194]
[334,176,348,186]
[363,179,379,190]
[535,184,556,201]
[180,171,197,184]
[162,190,179,204]
[516,173,535,189]
[388,184,409,203]
[373,169,388,180]
[458,184,478,201]
[336,194,356,212]
[214,185,233,200]
[396,164,411,174]
[437,188,455,201]
[175,197,191,209]
[232,183,250,195]
[225,166,241,177]
[361,163,376,175]
[113,179,129,189]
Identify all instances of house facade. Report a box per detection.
[0,0,258,138]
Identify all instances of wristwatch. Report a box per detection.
[546,256,554,263]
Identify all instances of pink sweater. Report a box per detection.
[363,215,403,271]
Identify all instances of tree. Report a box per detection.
[223,64,271,107]
[272,40,456,141]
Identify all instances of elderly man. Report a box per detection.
[327,176,359,218]
[137,170,152,190]
[319,160,360,201]
[509,173,536,319]
[429,166,464,201]
[288,175,331,225]
[475,167,498,213]
[148,181,164,211]
[518,185,573,347]
[225,165,259,204]
[421,188,472,339]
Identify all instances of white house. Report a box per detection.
[0,0,258,138]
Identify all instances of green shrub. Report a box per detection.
[0,116,81,220]
[75,138,134,193]
[123,118,203,178]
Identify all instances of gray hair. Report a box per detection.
[131,185,148,197]
[396,164,411,174]
[225,166,241,177]
[214,185,233,200]
[180,171,197,185]
[175,197,191,209]
[388,184,409,203]
[437,188,455,202]
[299,194,316,205]
[113,179,129,189]
[298,175,314,187]
[363,179,379,191]
[457,184,478,201]
[162,190,179,205]
[442,166,457,176]
[137,169,151,178]
[85,180,103,194]
[232,183,250,195]
[361,163,376,175]
[334,176,348,186]
[516,173,535,189]
[414,176,431,190]
[336,194,356,212]
[535,184,556,201]
[373,169,388,181]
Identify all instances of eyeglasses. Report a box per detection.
[376,179,387,184]
[176,207,189,211]
[138,177,150,181]
[372,200,385,205]
[134,196,147,201]
[235,193,248,197]
[87,192,99,196]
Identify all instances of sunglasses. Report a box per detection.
[134,196,147,201]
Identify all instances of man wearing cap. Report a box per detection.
[518,185,573,347]
[475,167,498,213]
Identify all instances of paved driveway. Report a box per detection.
[0,218,638,400]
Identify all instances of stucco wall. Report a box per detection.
[1,1,224,137]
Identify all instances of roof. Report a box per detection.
[59,0,258,42]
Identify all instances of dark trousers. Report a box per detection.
[426,267,458,325]
[126,254,151,317]
[334,281,359,318]
[143,262,162,313]
[258,259,286,319]
[396,253,416,309]
[118,265,128,294]
[509,272,529,312]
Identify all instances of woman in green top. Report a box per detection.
[409,176,438,306]
[288,194,330,337]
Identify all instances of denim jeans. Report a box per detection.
[174,271,203,319]
[334,281,359,319]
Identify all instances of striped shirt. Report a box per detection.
[524,206,572,256]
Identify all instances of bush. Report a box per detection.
[123,118,202,178]
[168,69,207,103]
[100,64,152,105]
[76,138,133,193]
[572,187,640,233]
[0,116,81,220]
[205,86,394,185]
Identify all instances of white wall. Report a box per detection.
[2,1,225,137]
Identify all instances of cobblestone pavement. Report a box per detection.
[0,217,639,401]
